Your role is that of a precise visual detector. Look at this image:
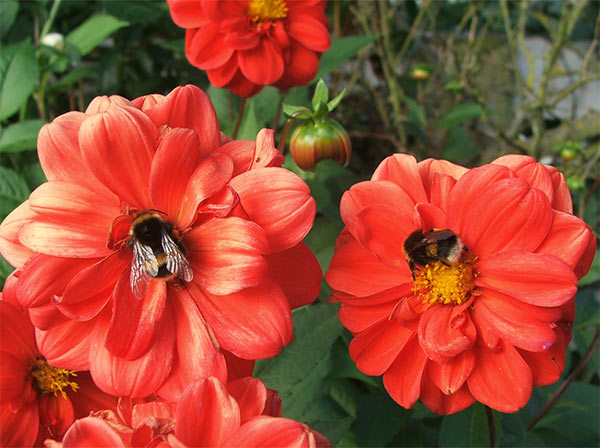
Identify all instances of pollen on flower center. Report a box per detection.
[247,0,288,24]
[31,358,78,399]
[413,257,477,306]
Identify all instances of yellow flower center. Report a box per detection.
[247,0,288,24]
[413,257,477,306]
[31,358,79,399]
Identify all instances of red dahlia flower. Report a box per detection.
[326,154,595,414]
[0,84,321,400]
[47,377,329,448]
[167,0,331,97]
[0,279,117,447]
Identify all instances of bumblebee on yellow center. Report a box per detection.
[403,229,477,305]
[128,211,193,298]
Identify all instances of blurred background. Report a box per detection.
[0,1,598,446]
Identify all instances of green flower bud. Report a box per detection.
[566,176,585,191]
[289,118,351,171]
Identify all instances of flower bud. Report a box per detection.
[40,32,65,51]
[289,118,351,171]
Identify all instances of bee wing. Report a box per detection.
[130,241,159,298]
[161,230,193,282]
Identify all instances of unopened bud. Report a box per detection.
[411,65,431,81]
[40,32,65,51]
[290,118,351,171]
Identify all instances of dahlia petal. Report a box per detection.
[38,393,74,438]
[417,158,468,197]
[29,303,69,330]
[492,155,554,204]
[157,288,227,403]
[469,308,500,350]
[446,164,511,233]
[89,307,175,398]
[274,43,319,89]
[340,180,417,229]
[338,301,398,333]
[467,341,532,413]
[214,129,282,176]
[350,204,420,271]
[37,112,108,193]
[106,274,167,360]
[149,127,202,220]
[383,335,428,409]
[185,25,235,70]
[225,30,260,50]
[175,377,241,448]
[201,0,245,22]
[70,372,119,423]
[460,178,553,257]
[473,288,559,352]
[326,235,408,296]
[0,352,28,404]
[536,210,596,278]
[286,14,331,52]
[222,416,327,448]
[266,242,322,309]
[17,254,94,308]
[238,38,284,85]
[518,325,567,386]
[0,301,37,360]
[215,139,255,175]
[28,181,120,240]
[350,319,413,376]
[131,93,165,111]
[177,154,234,229]
[190,279,293,359]
[416,203,446,230]
[251,128,284,169]
[143,85,221,160]
[167,0,210,28]
[372,154,428,204]
[0,402,39,448]
[185,216,268,295]
[420,377,475,415]
[418,304,476,363]
[79,105,157,209]
[132,400,177,429]
[475,251,577,307]
[223,350,256,382]
[547,166,573,213]
[230,167,316,253]
[59,250,130,321]
[0,201,36,268]
[60,416,127,447]
[207,54,240,88]
[427,350,475,395]
[430,173,457,213]
[333,283,415,308]
[36,318,96,371]
[226,377,268,424]
[225,69,263,97]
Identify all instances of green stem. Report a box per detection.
[485,406,496,447]
[231,97,247,140]
[277,118,295,155]
[272,94,284,131]
[40,0,63,39]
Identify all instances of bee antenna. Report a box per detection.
[147,208,168,216]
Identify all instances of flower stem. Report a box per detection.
[232,97,247,139]
[40,0,63,39]
[527,328,600,431]
[485,405,496,447]
[272,94,284,131]
[277,118,294,154]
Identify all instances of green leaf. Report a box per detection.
[304,216,344,271]
[0,254,14,288]
[51,66,95,93]
[254,302,344,417]
[0,119,45,153]
[315,35,376,80]
[327,88,346,112]
[236,99,260,140]
[437,103,482,128]
[282,104,312,120]
[24,162,47,190]
[329,378,360,416]
[0,166,30,219]
[440,404,498,447]
[442,126,479,162]
[312,79,329,111]
[66,14,129,57]
[0,1,19,38]
[208,86,234,133]
[354,392,409,447]
[0,40,39,121]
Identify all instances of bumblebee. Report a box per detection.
[403,229,464,278]
[128,211,193,298]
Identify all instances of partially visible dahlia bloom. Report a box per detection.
[0,275,117,447]
[46,377,329,448]
[0,84,321,400]
[326,154,595,414]
[167,0,331,97]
